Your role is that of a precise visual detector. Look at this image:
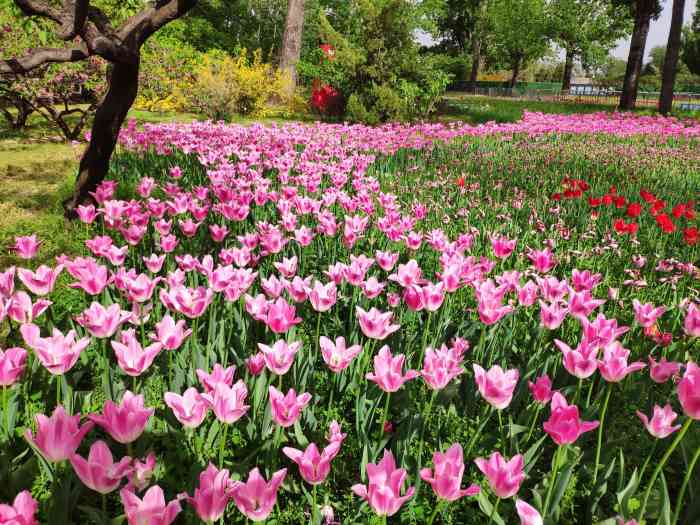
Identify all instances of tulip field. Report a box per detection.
[1,110,700,525]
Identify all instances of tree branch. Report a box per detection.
[56,0,90,40]
[118,0,198,46]
[14,0,63,23]
[0,46,89,74]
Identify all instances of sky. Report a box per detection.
[612,0,697,61]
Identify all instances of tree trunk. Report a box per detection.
[509,56,521,90]
[469,37,481,93]
[619,12,651,110]
[63,61,139,218]
[562,46,575,93]
[279,0,306,98]
[658,0,686,114]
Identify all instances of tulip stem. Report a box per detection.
[419,312,432,364]
[315,312,322,355]
[56,375,62,408]
[543,445,563,518]
[672,441,700,525]
[415,390,437,497]
[311,483,318,525]
[427,500,444,525]
[497,409,506,453]
[524,404,542,443]
[592,383,612,485]
[465,406,493,458]
[101,494,107,515]
[377,391,391,441]
[486,497,500,525]
[638,418,693,521]
[219,423,229,468]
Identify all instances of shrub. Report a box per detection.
[178,49,292,120]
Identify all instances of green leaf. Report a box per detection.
[475,491,505,525]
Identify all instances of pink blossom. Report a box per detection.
[543,392,599,445]
[473,451,524,498]
[196,363,235,392]
[473,364,519,409]
[515,499,543,525]
[70,440,133,494]
[684,303,700,337]
[636,404,682,439]
[229,468,286,522]
[366,345,419,392]
[632,299,666,328]
[282,441,341,485]
[598,342,646,382]
[352,450,415,516]
[201,381,249,424]
[264,297,301,333]
[25,405,94,462]
[182,464,232,522]
[120,485,181,525]
[159,285,213,318]
[0,491,38,525]
[20,323,89,375]
[17,264,63,296]
[152,315,191,351]
[6,292,51,324]
[555,338,599,379]
[268,386,311,427]
[528,374,553,404]
[0,346,27,387]
[539,300,568,330]
[678,361,700,420]
[111,329,163,377]
[319,336,362,372]
[76,302,130,338]
[164,388,209,429]
[258,340,301,375]
[12,235,41,259]
[648,356,681,384]
[89,391,154,444]
[421,345,464,390]
[492,236,516,258]
[419,443,480,501]
[308,280,337,312]
[356,306,400,340]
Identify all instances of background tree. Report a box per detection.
[681,9,700,75]
[658,0,685,114]
[0,0,199,216]
[489,0,551,88]
[279,0,306,95]
[550,0,630,91]
[617,0,662,109]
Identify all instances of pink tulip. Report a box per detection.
[474,451,525,498]
[152,315,191,351]
[554,339,599,379]
[632,299,666,328]
[539,301,569,330]
[70,440,132,494]
[366,345,419,392]
[515,499,543,525]
[0,491,38,525]
[473,364,519,410]
[182,464,232,522]
[567,290,605,319]
[201,381,249,424]
[684,303,700,337]
[76,302,130,338]
[375,250,399,271]
[0,346,27,387]
[258,340,301,375]
[12,235,41,259]
[419,443,480,501]
[246,353,266,376]
[111,329,163,377]
[282,441,341,485]
[89,391,154,444]
[269,386,311,427]
[159,285,213,318]
[421,345,464,390]
[327,420,347,444]
[164,388,209,429]
[543,392,599,445]
[68,259,112,295]
[570,269,602,292]
[598,342,645,383]
[197,363,235,393]
[678,361,700,420]
[308,280,337,312]
[273,256,298,278]
[120,485,182,525]
[25,405,94,462]
[528,374,553,404]
[20,323,89,375]
[528,248,556,273]
[352,450,415,516]
[492,236,516,259]
[361,277,386,299]
[580,314,629,350]
[319,336,362,373]
[647,356,681,383]
[636,404,682,439]
[143,254,166,273]
[6,292,51,324]
[128,453,156,492]
[0,267,15,298]
[229,467,286,522]
[356,306,400,340]
[17,264,63,296]
[264,297,301,333]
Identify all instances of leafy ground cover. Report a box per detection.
[0,111,699,525]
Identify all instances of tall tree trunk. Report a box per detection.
[562,46,575,92]
[509,56,521,90]
[63,61,139,218]
[619,12,652,110]
[279,0,306,98]
[469,37,481,92]
[658,0,686,114]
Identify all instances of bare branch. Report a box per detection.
[56,0,90,40]
[14,0,63,23]
[0,46,89,74]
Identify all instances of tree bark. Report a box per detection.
[63,61,139,217]
[562,46,575,93]
[619,11,652,110]
[509,55,521,90]
[469,37,481,93]
[279,0,305,97]
[658,0,686,114]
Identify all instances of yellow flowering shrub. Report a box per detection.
[178,49,293,120]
